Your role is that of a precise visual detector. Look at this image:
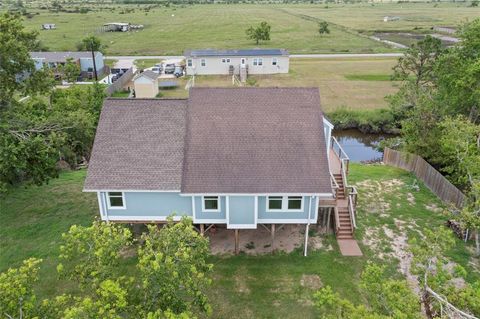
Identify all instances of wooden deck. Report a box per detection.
[329,150,342,175]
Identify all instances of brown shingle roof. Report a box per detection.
[181,87,331,194]
[84,98,187,191]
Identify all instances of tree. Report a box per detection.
[318,21,330,35]
[61,58,81,83]
[393,35,442,89]
[57,221,133,288]
[408,227,480,318]
[359,263,421,318]
[80,35,104,53]
[246,21,271,45]
[138,217,213,316]
[0,83,105,191]
[434,20,480,122]
[0,258,42,319]
[1,219,212,318]
[314,263,421,318]
[0,12,54,108]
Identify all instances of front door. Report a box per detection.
[240,58,246,66]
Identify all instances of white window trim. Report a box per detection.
[226,58,231,63]
[202,196,221,212]
[187,59,192,67]
[201,59,206,67]
[266,196,304,212]
[258,58,263,66]
[107,192,126,210]
[221,58,226,63]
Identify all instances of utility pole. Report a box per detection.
[90,38,98,81]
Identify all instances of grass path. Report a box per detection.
[1,164,478,317]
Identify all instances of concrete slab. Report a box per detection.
[337,239,363,256]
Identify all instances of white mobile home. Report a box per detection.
[184,49,289,76]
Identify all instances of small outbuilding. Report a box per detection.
[383,16,400,22]
[104,22,130,32]
[184,49,289,76]
[41,24,56,30]
[133,70,159,98]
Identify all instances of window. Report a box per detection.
[107,192,125,209]
[258,58,263,66]
[221,58,226,63]
[272,58,277,66]
[187,59,192,67]
[202,196,220,212]
[201,59,206,67]
[253,58,258,66]
[267,196,303,212]
[287,196,302,210]
[267,196,283,210]
[226,58,231,63]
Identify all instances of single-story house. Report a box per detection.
[133,70,159,98]
[84,87,359,255]
[30,51,105,76]
[184,49,289,76]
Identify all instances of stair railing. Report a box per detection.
[334,207,340,235]
[348,187,358,232]
[330,171,340,199]
[331,136,358,232]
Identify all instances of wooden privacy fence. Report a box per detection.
[383,148,466,209]
[105,67,134,97]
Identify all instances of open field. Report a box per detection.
[14,3,478,55]
[2,164,478,317]
[158,57,399,111]
[283,2,479,32]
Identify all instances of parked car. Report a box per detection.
[174,66,184,77]
[152,64,163,74]
[164,63,175,74]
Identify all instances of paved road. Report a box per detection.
[106,53,403,60]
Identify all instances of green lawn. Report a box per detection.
[15,3,478,55]
[1,164,478,317]
[161,57,399,111]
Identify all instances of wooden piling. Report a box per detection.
[234,229,239,255]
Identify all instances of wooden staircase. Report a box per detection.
[333,173,354,240]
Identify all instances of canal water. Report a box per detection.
[332,129,391,162]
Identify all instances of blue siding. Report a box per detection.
[257,196,312,220]
[194,196,226,221]
[229,196,255,225]
[104,192,192,218]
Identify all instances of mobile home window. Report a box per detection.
[258,58,263,66]
[203,196,220,212]
[107,192,125,209]
[226,58,231,63]
[221,58,226,63]
[253,58,258,66]
[272,58,278,66]
[201,59,206,67]
[187,59,192,67]
[267,196,303,212]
